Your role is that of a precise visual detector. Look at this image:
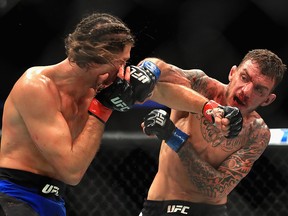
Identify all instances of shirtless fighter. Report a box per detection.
[0,12,160,216]
[140,49,286,216]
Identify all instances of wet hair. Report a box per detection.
[65,12,135,68]
[239,49,286,90]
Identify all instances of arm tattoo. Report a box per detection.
[177,126,270,198]
[178,143,232,198]
[182,70,207,92]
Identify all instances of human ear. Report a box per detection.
[228,65,237,81]
[260,93,276,107]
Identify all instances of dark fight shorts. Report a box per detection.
[139,199,229,216]
[0,168,66,216]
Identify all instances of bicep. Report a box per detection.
[25,109,71,153]
[14,82,71,155]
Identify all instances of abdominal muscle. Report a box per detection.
[147,143,227,205]
[0,137,57,179]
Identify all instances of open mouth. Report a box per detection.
[233,96,245,106]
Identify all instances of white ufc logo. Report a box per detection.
[42,184,59,196]
[131,68,149,83]
[167,205,190,214]
[111,97,130,111]
[155,112,166,126]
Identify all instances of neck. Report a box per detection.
[50,59,97,98]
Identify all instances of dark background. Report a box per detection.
[1,0,288,130]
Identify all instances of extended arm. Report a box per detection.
[152,82,208,114]
[139,57,210,114]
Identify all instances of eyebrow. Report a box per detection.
[243,69,270,92]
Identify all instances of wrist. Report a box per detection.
[202,100,219,123]
[88,98,113,123]
[139,61,161,80]
[165,128,189,152]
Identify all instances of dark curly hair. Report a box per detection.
[65,12,135,68]
[240,49,286,90]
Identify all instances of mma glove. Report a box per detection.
[202,100,243,138]
[89,61,161,123]
[88,77,134,123]
[143,109,189,152]
[129,61,161,102]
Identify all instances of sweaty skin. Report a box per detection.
[0,46,132,186]
[145,57,274,204]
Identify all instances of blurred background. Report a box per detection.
[0,0,288,129]
[1,1,288,215]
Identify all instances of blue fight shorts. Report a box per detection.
[0,168,66,216]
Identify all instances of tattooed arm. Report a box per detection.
[138,57,207,86]
[139,57,211,113]
[177,125,270,199]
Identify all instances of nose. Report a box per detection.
[240,82,253,102]
[242,82,253,94]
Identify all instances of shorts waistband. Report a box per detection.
[143,199,228,214]
[0,168,66,198]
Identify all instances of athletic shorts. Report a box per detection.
[139,199,228,216]
[0,168,66,216]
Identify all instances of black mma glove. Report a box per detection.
[130,61,161,102]
[143,109,189,152]
[202,100,243,138]
[88,77,134,123]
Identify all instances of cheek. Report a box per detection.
[250,96,264,105]
[103,71,118,85]
[230,81,243,94]
[97,73,109,84]
[104,64,117,76]
[226,82,236,96]
[110,70,119,79]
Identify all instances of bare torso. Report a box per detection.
[146,68,269,205]
[0,45,132,185]
[147,109,250,204]
[0,63,97,183]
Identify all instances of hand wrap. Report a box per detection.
[88,77,134,123]
[88,98,113,123]
[130,61,161,102]
[202,100,243,138]
[143,109,188,152]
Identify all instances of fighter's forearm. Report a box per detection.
[57,116,105,185]
[150,82,208,113]
[177,142,240,199]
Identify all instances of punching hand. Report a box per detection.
[143,109,188,152]
[88,77,134,123]
[130,61,161,102]
[221,106,243,138]
[202,100,243,138]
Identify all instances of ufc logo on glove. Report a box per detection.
[110,97,130,112]
[130,67,151,83]
[155,111,166,126]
